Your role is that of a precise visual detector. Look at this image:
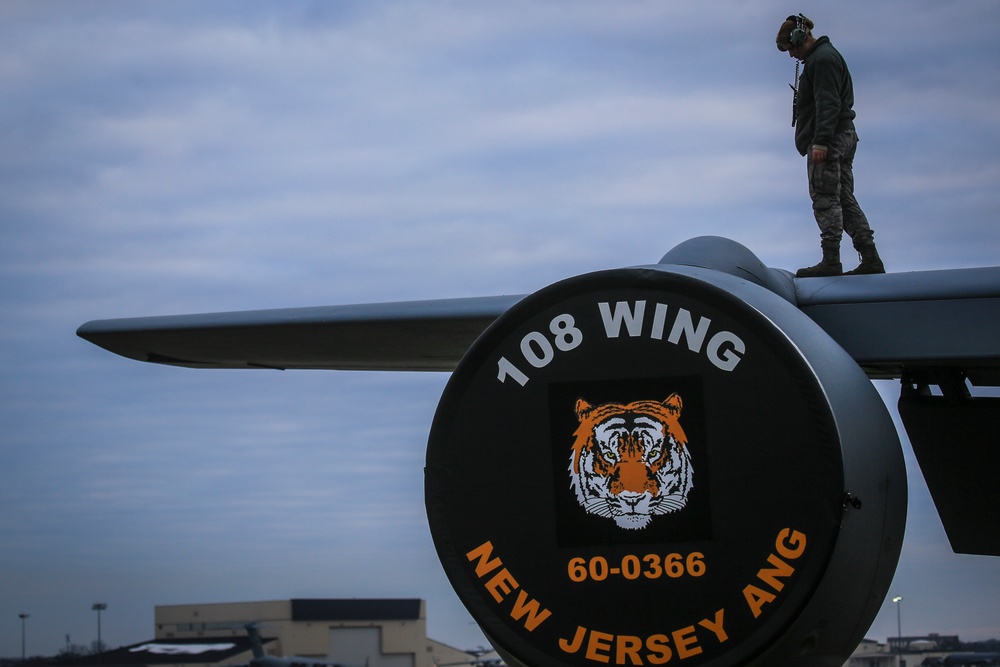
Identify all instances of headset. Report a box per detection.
[787,14,810,48]
[786,14,810,126]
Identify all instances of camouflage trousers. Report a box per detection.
[807,129,874,249]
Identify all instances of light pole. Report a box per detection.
[92,603,107,665]
[892,596,903,656]
[18,613,29,663]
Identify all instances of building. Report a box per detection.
[843,636,1000,667]
[888,636,962,655]
[155,599,429,667]
[62,600,490,667]
[845,639,896,667]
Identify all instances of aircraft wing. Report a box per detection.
[795,266,1000,385]
[77,267,1000,384]
[77,295,524,372]
[77,249,1000,556]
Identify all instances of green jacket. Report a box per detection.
[794,36,857,156]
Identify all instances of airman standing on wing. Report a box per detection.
[778,14,885,277]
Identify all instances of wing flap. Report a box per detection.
[898,393,1000,556]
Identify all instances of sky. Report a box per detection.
[2,0,999,659]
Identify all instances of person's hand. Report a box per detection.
[811,146,827,163]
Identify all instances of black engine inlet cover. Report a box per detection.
[426,265,905,667]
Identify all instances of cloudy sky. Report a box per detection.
[2,0,999,659]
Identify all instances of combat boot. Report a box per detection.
[844,239,885,275]
[796,242,842,278]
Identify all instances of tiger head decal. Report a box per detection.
[569,394,693,530]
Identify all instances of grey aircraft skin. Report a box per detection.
[78,236,1000,667]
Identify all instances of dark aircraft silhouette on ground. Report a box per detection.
[434,646,503,667]
[242,623,363,667]
[78,236,1000,667]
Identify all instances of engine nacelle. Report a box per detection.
[426,249,905,667]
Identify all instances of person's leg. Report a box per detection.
[797,148,844,277]
[838,131,885,275]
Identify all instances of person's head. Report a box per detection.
[776,14,814,59]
